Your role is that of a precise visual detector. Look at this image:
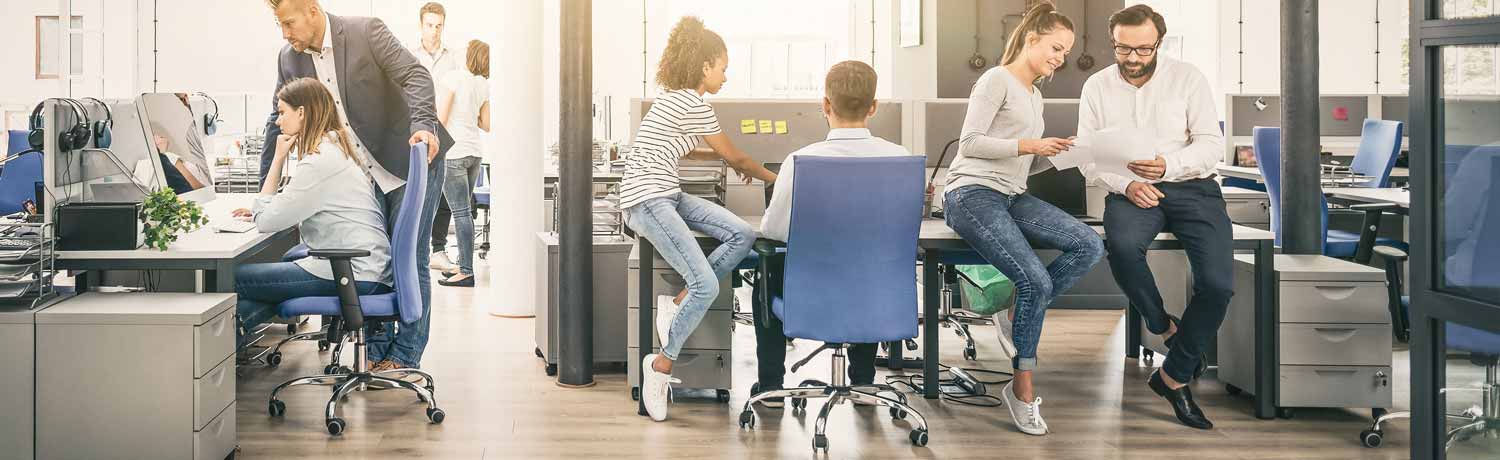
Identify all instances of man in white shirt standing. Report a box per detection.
[411,2,463,272]
[748,60,918,407]
[1078,4,1228,430]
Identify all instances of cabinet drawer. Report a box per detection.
[1225,198,1270,224]
[628,347,731,391]
[194,355,236,431]
[194,309,236,377]
[1279,323,1392,366]
[1278,366,1392,409]
[193,402,236,460]
[1279,281,1390,324]
[629,308,734,349]
[627,268,734,311]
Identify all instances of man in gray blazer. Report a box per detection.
[263,0,451,371]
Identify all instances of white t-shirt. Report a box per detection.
[441,71,489,160]
[620,89,723,208]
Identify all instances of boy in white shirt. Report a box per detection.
[750,60,918,407]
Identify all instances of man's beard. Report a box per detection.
[1121,57,1157,79]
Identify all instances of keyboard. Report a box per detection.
[212,219,257,233]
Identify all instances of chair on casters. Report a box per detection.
[936,251,1001,362]
[473,163,490,259]
[1252,127,1408,259]
[256,243,344,372]
[267,144,444,435]
[0,150,42,216]
[738,155,931,452]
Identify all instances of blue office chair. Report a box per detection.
[0,151,42,216]
[473,163,491,259]
[1252,127,1407,257]
[1340,119,1405,188]
[6,130,30,156]
[267,144,444,435]
[738,155,930,452]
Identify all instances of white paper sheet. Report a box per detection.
[1049,127,1157,179]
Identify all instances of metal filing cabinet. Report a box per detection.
[627,243,735,402]
[36,293,238,460]
[534,232,634,375]
[0,305,42,460]
[1222,186,1271,229]
[1218,255,1392,414]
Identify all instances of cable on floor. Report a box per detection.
[884,362,1012,408]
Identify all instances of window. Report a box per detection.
[1437,44,1500,305]
[645,1,852,99]
[35,16,84,79]
[1440,0,1500,19]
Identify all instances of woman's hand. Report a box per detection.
[274,134,296,158]
[1019,137,1073,157]
[231,208,252,218]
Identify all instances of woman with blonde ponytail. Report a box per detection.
[942,2,1104,436]
[624,16,778,422]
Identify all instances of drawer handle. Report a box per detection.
[209,365,227,386]
[207,315,228,337]
[1313,369,1359,376]
[1312,286,1358,300]
[208,416,225,435]
[1313,327,1359,342]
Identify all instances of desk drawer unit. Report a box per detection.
[36,293,238,460]
[1278,366,1393,408]
[627,266,734,311]
[629,347,732,393]
[629,308,735,350]
[1279,323,1393,366]
[1279,281,1390,324]
[1225,197,1271,225]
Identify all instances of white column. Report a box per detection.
[488,0,544,318]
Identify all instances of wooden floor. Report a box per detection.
[235,261,1499,459]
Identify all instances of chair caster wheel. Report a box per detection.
[1142,350,1155,367]
[963,347,977,361]
[791,398,808,412]
[323,364,340,375]
[716,389,731,403]
[631,387,640,401]
[287,324,297,335]
[890,407,907,420]
[534,347,544,358]
[268,399,285,417]
[812,434,828,451]
[426,408,446,424]
[738,410,755,429]
[1372,408,1388,420]
[326,417,345,436]
[1277,408,1295,419]
[909,429,929,447]
[317,340,331,352]
[1360,429,1383,448]
[545,363,557,376]
[1225,384,1242,396]
[267,352,282,367]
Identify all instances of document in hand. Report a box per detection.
[1048,127,1157,180]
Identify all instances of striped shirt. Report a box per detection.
[620,89,723,209]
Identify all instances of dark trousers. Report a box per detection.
[751,255,877,387]
[431,195,452,251]
[1103,178,1235,384]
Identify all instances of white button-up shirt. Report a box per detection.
[412,42,461,85]
[303,13,405,193]
[1077,57,1224,194]
[761,128,917,242]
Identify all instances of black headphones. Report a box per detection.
[80,97,113,149]
[195,92,220,136]
[27,98,93,152]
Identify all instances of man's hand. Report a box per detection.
[410,130,440,163]
[735,170,753,185]
[1128,155,1167,180]
[1125,181,1165,208]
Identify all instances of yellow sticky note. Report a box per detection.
[774,121,789,134]
[758,120,774,134]
[740,119,758,134]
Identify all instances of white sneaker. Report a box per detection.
[641,354,679,422]
[1003,380,1048,436]
[429,252,457,271]
[993,310,1018,360]
[655,295,681,348]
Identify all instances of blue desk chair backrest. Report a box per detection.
[7,130,30,156]
[1253,127,1329,249]
[778,155,925,343]
[1349,119,1404,188]
[387,145,428,322]
[0,151,43,216]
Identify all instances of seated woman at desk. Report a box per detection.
[229,77,393,343]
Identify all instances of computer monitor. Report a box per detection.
[139,93,215,202]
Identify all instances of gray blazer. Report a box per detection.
[260,14,451,187]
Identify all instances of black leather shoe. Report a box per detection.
[1148,370,1213,430]
[438,274,475,287]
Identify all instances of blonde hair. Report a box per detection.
[1000,2,1075,66]
[276,77,360,164]
[825,61,878,121]
[655,17,727,91]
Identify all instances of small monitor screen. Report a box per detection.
[139,93,213,195]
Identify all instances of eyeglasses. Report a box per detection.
[1112,42,1160,57]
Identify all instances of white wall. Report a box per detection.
[1217,0,1409,96]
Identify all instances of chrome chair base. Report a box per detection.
[1362,361,1499,449]
[737,346,930,451]
[267,331,444,435]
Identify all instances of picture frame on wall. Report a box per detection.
[900,0,922,48]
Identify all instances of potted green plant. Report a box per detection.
[139,189,209,250]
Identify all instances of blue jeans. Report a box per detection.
[442,156,482,276]
[235,262,392,345]
[366,150,446,368]
[625,192,754,361]
[943,185,1105,371]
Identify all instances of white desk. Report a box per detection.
[56,193,298,292]
[1327,187,1410,209]
[1219,165,1411,184]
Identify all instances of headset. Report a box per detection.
[27,98,93,152]
[80,97,113,149]
[194,92,220,136]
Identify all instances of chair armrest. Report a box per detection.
[308,248,372,259]
[1374,245,1408,262]
[753,238,786,258]
[752,238,787,329]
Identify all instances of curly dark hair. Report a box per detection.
[655,16,727,91]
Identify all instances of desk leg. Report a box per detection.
[886,341,904,370]
[637,238,654,417]
[206,262,235,293]
[1353,209,1383,265]
[72,271,92,293]
[1125,301,1142,359]
[1253,240,1278,419]
[922,249,940,400]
